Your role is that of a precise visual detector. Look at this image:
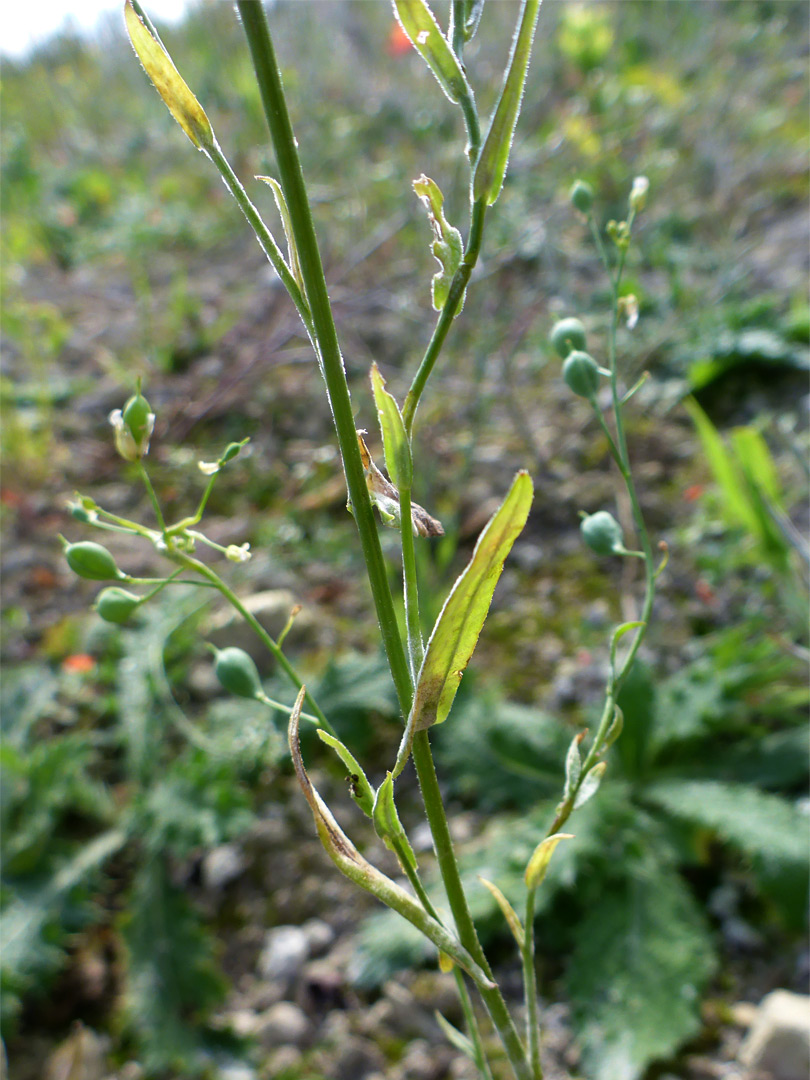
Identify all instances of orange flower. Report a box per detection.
[387,22,412,57]
[62,653,96,674]
[683,484,704,503]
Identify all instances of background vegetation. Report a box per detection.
[1,2,808,1078]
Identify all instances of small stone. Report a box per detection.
[229,1010,261,1038]
[255,1001,310,1049]
[261,1047,303,1078]
[218,1065,256,1080]
[258,925,309,983]
[302,918,335,957]
[203,843,246,890]
[331,1035,385,1080]
[738,990,810,1080]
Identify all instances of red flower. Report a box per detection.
[387,22,413,57]
[683,484,704,503]
[62,653,96,674]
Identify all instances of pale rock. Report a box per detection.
[258,925,309,983]
[738,990,810,1080]
[202,843,246,890]
[255,1001,310,1049]
[301,917,335,957]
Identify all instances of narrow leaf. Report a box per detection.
[316,729,376,817]
[562,731,583,801]
[372,772,418,872]
[525,832,574,890]
[435,1010,476,1059]
[684,399,757,535]
[394,471,533,774]
[413,175,464,312]
[473,0,541,205]
[462,0,486,42]
[124,0,214,151]
[573,761,607,809]
[256,176,303,293]
[289,694,495,990]
[392,0,473,105]
[370,364,412,491]
[478,876,525,948]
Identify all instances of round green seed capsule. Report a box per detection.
[95,587,141,624]
[66,541,121,581]
[570,179,594,214]
[122,389,153,447]
[581,511,624,556]
[213,646,263,700]
[563,350,600,399]
[550,317,587,359]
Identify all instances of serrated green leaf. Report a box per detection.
[413,175,464,312]
[473,0,541,205]
[392,0,473,105]
[372,772,418,872]
[370,363,412,491]
[124,1,214,151]
[316,729,376,817]
[394,471,533,773]
[566,863,716,1080]
[645,780,810,872]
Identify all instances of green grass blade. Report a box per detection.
[392,0,473,105]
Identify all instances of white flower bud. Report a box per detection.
[629,176,649,212]
[226,543,251,563]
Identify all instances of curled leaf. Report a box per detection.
[316,729,376,817]
[372,772,418,872]
[358,433,443,537]
[288,691,495,989]
[573,761,607,809]
[525,832,574,891]
[413,175,464,312]
[124,0,214,151]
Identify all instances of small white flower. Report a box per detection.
[629,175,649,212]
[624,294,639,330]
[226,543,251,563]
[109,409,139,462]
[198,460,220,476]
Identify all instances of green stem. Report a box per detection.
[137,461,166,534]
[455,970,495,1080]
[206,139,314,338]
[412,731,531,1080]
[402,198,487,435]
[236,0,412,718]
[172,550,335,736]
[523,888,542,1079]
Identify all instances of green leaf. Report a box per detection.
[316,729,376,817]
[394,471,533,773]
[372,772,418,872]
[412,175,464,312]
[256,175,304,293]
[473,0,541,205]
[370,363,412,491]
[573,761,606,809]
[124,1,214,151]
[684,399,758,536]
[392,0,473,105]
[435,1010,475,1059]
[644,780,810,873]
[478,876,525,948]
[566,862,716,1080]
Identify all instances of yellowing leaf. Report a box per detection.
[478,876,525,948]
[392,0,473,106]
[525,832,574,891]
[473,0,541,205]
[393,471,533,774]
[124,0,213,151]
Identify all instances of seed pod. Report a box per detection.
[65,541,121,581]
[213,646,263,700]
[563,350,600,399]
[95,587,141,624]
[581,511,624,556]
[550,317,587,359]
[570,179,594,214]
